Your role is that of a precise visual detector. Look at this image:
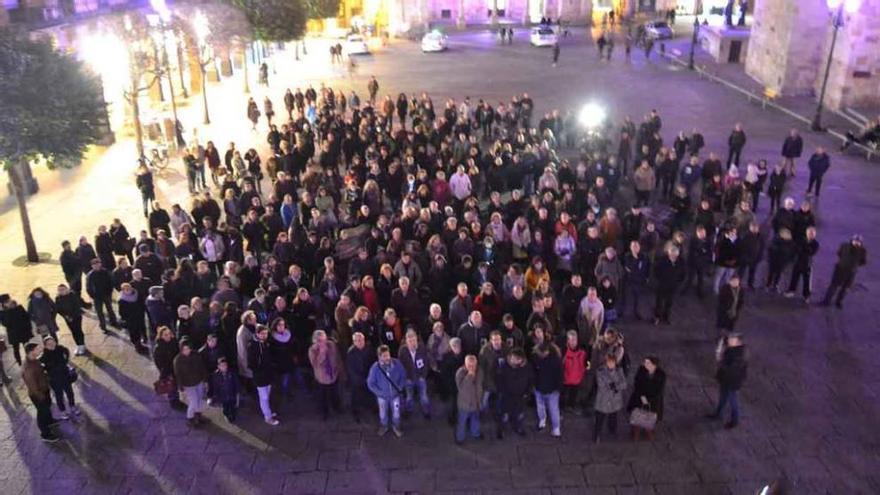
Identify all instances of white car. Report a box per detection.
[530,26,557,47]
[344,35,370,55]
[644,21,675,40]
[421,31,448,52]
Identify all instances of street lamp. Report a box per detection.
[688,17,700,71]
[811,0,859,132]
[194,10,211,125]
[579,102,607,129]
[149,0,186,147]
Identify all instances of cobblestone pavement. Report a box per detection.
[1,28,879,494]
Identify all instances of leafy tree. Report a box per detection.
[305,0,340,19]
[0,28,107,262]
[233,0,307,42]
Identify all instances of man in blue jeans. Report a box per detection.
[706,333,748,429]
[367,345,407,438]
[455,355,484,444]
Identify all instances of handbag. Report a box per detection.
[67,365,79,384]
[153,376,176,395]
[629,407,658,430]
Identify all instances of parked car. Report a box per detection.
[644,21,675,40]
[421,30,449,52]
[530,26,557,47]
[345,35,370,55]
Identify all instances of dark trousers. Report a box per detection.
[635,190,651,207]
[11,341,24,366]
[727,147,742,167]
[621,283,645,318]
[788,265,812,298]
[31,395,54,438]
[350,382,371,419]
[684,265,708,297]
[714,387,740,423]
[317,382,341,417]
[561,384,580,409]
[807,174,824,196]
[497,399,525,436]
[50,381,76,411]
[738,262,760,289]
[654,291,675,322]
[660,176,675,200]
[64,316,85,346]
[768,193,782,213]
[593,411,618,440]
[222,400,238,421]
[766,262,788,289]
[822,271,855,306]
[93,295,118,329]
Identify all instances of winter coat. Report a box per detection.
[654,256,686,291]
[808,153,830,177]
[309,341,341,385]
[594,364,627,414]
[398,344,430,381]
[346,345,376,385]
[173,351,208,387]
[716,285,745,329]
[594,254,624,290]
[270,330,297,374]
[562,346,588,386]
[22,357,50,401]
[478,342,508,392]
[366,359,407,400]
[39,345,71,386]
[633,167,656,192]
[248,338,275,387]
[626,366,666,420]
[781,135,803,158]
[457,321,489,356]
[532,349,563,394]
[495,362,534,410]
[236,324,256,378]
[455,367,484,412]
[154,338,179,378]
[210,370,240,403]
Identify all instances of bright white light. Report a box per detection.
[827,0,860,11]
[194,11,210,42]
[579,102,606,128]
[150,0,171,22]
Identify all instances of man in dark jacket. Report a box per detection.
[494,348,534,439]
[559,274,587,329]
[713,227,739,295]
[457,311,489,356]
[780,129,803,177]
[681,225,714,299]
[22,342,59,442]
[706,333,747,429]
[821,235,868,308]
[621,241,650,320]
[532,343,563,437]
[55,284,86,355]
[346,332,376,423]
[726,123,746,167]
[60,240,91,308]
[716,276,745,333]
[786,226,820,302]
[653,246,687,325]
[86,258,119,332]
[737,222,765,290]
[806,146,831,197]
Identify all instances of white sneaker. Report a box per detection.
[265,417,280,426]
[551,428,562,437]
[537,419,546,430]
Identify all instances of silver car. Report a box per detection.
[644,21,675,40]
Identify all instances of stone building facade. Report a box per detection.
[746,0,880,111]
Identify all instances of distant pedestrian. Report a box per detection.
[780,129,803,177]
[210,357,240,422]
[706,333,748,429]
[806,146,830,197]
[820,235,867,308]
[552,43,560,67]
[246,97,260,131]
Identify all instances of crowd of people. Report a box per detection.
[0,78,869,445]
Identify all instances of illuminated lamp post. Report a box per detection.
[811,0,858,132]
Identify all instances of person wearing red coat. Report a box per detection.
[561,330,589,411]
[473,282,503,328]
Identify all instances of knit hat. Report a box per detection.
[24,342,40,354]
[179,337,192,349]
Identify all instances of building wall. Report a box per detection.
[744,0,826,96]
[821,0,880,110]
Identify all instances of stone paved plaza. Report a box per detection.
[1,27,879,494]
